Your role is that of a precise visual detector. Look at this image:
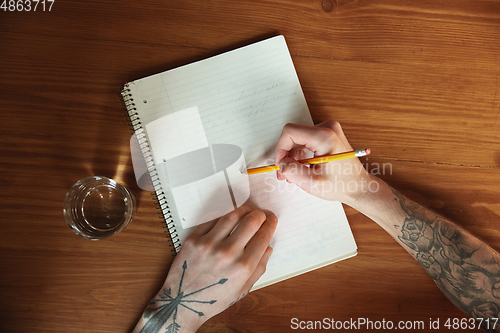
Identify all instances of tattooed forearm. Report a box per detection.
[139,261,227,333]
[390,187,500,329]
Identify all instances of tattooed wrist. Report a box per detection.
[136,260,228,333]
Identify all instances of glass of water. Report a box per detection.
[63,176,136,240]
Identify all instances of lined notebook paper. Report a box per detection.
[121,35,357,290]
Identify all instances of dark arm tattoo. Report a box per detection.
[228,292,248,307]
[390,187,500,330]
[139,260,227,333]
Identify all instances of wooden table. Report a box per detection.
[2,0,500,332]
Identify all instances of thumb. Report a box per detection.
[279,157,318,194]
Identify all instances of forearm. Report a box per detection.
[346,173,500,322]
[274,121,500,325]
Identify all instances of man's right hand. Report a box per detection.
[274,120,372,204]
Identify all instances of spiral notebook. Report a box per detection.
[120,35,357,290]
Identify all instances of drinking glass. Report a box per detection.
[63,176,136,240]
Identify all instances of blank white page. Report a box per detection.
[145,106,208,165]
[128,35,357,289]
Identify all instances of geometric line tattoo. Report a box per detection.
[139,260,227,333]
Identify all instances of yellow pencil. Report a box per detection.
[245,149,371,175]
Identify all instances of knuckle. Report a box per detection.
[182,234,198,249]
[190,235,215,252]
[318,126,337,141]
[237,258,255,275]
[318,126,347,151]
[245,214,262,229]
[225,210,239,221]
[236,204,252,216]
[238,204,249,211]
[215,244,236,265]
[321,119,341,130]
[224,205,251,222]
[331,119,342,129]
[256,262,267,276]
[253,230,270,244]
[282,123,300,135]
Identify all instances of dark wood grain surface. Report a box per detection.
[1,0,500,332]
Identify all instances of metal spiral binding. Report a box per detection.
[119,83,182,253]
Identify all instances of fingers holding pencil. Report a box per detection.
[274,121,354,180]
[266,121,372,202]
